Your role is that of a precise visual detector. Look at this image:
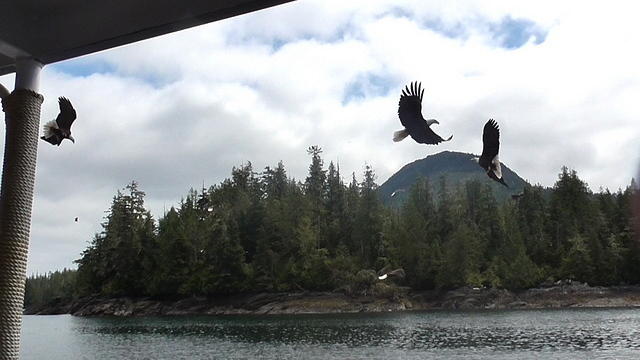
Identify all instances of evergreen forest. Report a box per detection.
[25,147,639,309]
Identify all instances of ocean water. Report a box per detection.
[21,308,640,359]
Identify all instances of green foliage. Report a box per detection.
[390,178,441,289]
[75,181,155,297]
[560,234,594,282]
[353,165,384,267]
[487,205,541,289]
[31,153,638,307]
[24,269,77,309]
[437,221,483,289]
[350,269,378,296]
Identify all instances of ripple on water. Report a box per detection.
[21,308,640,360]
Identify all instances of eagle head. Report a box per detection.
[61,128,75,143]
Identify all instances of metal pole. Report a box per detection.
[0,58,43,360]
[15,59,42,92]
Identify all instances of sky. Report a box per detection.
[0,0,638,275]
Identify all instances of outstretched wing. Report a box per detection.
[410,127,453,145]
[388,268,406,278]
[41,134,63,146]
[397,81,424,129]
[398,82,452,145]
[55,97,76,131]
[480,119,507,186]
[480,119,500,164]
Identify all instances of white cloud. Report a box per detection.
[0,0,638,274]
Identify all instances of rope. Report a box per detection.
[0,89,43,360]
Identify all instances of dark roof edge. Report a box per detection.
[0,0,293,76]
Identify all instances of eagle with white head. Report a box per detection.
[41,97,76,146]
[393,81,452,145]
[478,119,508,187]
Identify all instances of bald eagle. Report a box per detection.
[478,119,508,187]
[41,97,76,146]
[393,81,452,144]
[377,267,406,280]
[390,189,406,197]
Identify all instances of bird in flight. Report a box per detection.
[377,267,406,280]
[390,189,406,198]
[393,81,452,145]
[41,97,76,146]
[478,119,508,187]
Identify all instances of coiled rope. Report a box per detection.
[0,89,43,359]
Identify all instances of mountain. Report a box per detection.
[378,151,529,206]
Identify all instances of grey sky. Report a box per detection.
[0,0,638,274]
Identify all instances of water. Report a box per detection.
[21,308,640,359]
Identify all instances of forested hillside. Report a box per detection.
[379,151,529,206]
[25,147,638,308]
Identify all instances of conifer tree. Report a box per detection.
[76,181,154,296]
[560,234,594,282]
[353,165,384,267]
[488,204,540,289]
[305,146,327,248]
[32,153,632,305]
[516,185,551,271]
[325,161,347,251]
[437,221,482,289]
[392,177,441,289]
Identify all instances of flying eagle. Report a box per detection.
[41,97,76,146]
[393,81,452,144]
[390,189,406,198]
[478,119,508,187]
[377,267,406,280]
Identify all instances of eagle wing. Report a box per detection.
[397,81,424,129]
[55,97,76,131]
[410,126,452,145]
[397,82,451,145]
[41,133,63,146]
[480,119,500,165]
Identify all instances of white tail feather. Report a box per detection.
[42,120,58,138]
[492,155,502,179]
[393,129,409,142]
[0,83,9,100]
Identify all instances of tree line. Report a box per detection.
[25,147,638,308]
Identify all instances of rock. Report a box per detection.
[507,301,528,308]
[25,285,640,317]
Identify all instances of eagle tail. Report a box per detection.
[393,129,410,142]
[0,83,9,100]
[42,120,58,138]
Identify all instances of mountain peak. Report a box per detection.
[379,151,528,205]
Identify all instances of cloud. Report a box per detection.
[0,0,638,274]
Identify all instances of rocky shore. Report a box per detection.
[25,282,640,317]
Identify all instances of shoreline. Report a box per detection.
[25,283,640,317]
